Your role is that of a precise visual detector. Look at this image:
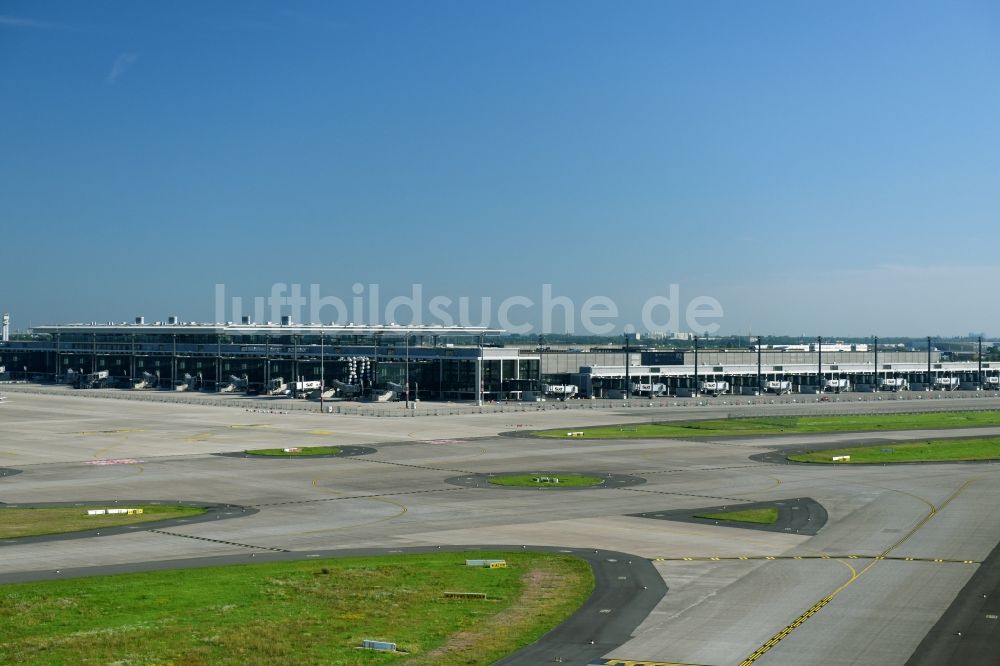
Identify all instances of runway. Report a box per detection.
[2,391,999,665]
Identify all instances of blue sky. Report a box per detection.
[1,1,999,336]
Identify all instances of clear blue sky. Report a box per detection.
[2,1,998,336]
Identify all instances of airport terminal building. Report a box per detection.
[1,317,997,401]
[0,318,538,403]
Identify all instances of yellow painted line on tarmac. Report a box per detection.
[296,495,408,536]
[227,424,271,429]
[833,557,859,579]
[752,475,782,493]
[653,554,980,564]
[739,558,874,666]
[79,428,144,436]
[590,658,712,666]
[737,478,980,666]
[307,429,336,436]
[90,428,141,458]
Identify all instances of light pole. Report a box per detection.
[693,335,699,395]
[405,332,410,409]
[756,337,762,394]
[817,335,823,392]
[927,336,932,387]
[979,336,983,388]
[623,332,630,400]
[319,332,325,413]
[372,332,378,397]
[873,335,879,391]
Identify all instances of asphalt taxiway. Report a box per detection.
[2,390,1000,665]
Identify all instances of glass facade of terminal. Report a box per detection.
[0,328,538,401]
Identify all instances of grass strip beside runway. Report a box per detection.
[535,411,1000,439]
[245,446,342,456]
[0,505,207,539]
[487,473,605,488]
[0,551,593,666]
[788,437,1000,463]
[695,507,779,524]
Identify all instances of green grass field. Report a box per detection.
[788,437,1000,464]
[245,446,342,456]
[0,505,206,539]
[695,507,779,524]
[534,411,1000,439]
[487,473,605,488]
[0,551,593,666]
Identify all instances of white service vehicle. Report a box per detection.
[630,382,667,397]
[764,380,793,395]
[134,371,159,389]
[934,376,960,391]
[881,377,909,391]
[266,377,289,396]
[74,370,110,389]
[219,374,247,393]
[288,380,322,397]
[175,373,201,392]
[823,378,851,393]
[329,379,361,398]
[698,380,730,396]
[542,384,579,399]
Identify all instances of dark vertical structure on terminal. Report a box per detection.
[623,333,630,399]
[693,335,699,394]
[264,335,271,387]
[291,335,299,397]
[927,336,933,386]
[979,336,983,387]
[756,339,762,393]
[873,335,879,391]
[215,334,222,392]
[817,336,823,391]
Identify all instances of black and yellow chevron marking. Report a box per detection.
[653,554,978,564]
